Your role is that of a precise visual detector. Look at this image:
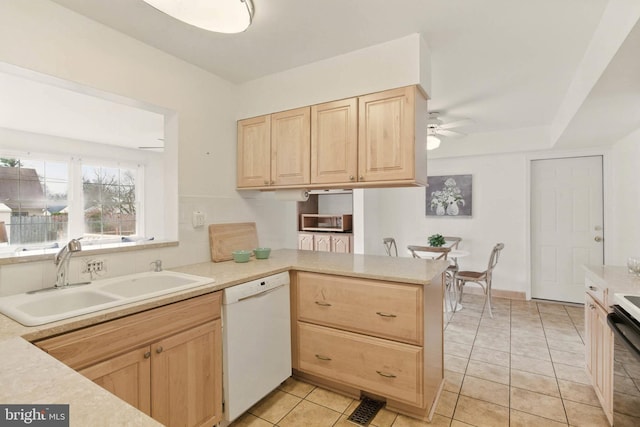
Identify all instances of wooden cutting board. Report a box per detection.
[208,222,259,262]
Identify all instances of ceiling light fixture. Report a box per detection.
[143,0,254,34]
[426,135,441,150]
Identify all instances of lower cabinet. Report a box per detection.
[80,345,152,415]
[35,292,223,427]
[585,292,613,424]
[297,232,352,253]
[291,271,444,421]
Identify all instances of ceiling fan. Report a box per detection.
[427,112,473,150]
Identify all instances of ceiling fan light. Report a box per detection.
[426,135,441,150]
[143,0,254,34]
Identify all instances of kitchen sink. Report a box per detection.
[99,273,197,298]
[0,271,215,326]
[16,290,119,318]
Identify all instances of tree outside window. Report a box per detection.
[82,165,137,238]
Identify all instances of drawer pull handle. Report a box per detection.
[376,370,396,378]
[376,311,397,318]
[315,301,332,307]
[315,354,332,361]
[588,286,597,291]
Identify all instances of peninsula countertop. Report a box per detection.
[0,249,448,427]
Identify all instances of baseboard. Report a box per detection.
[461,286,526,300]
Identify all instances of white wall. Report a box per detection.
[236,33,430,119]
[0,0,290,294]
[318,194,353,215]
[362,153,529,296]
[610,128,640,264]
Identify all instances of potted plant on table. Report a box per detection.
[428,234,446,247]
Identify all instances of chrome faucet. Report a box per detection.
[54,238,82,288]
[150,259,163,272]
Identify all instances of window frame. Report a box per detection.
[0,149,146,252]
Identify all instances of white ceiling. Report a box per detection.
[5,0,640,152]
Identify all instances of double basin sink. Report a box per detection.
[0,271,215,326]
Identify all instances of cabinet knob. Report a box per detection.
[156,346,164,354]
[588,285,597,291]
[594,236,603,242]
[264,180,269,185]
[359,175,364,181]
[144,351,151,359]
[270,180,275,185]
[349,175,355,181]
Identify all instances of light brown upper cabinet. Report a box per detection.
[237,107,311,188]
[358,86,426,184]
[237,85,427,190]
[237,115,271,188]
[311,98,358,184]
[271,107,311,186]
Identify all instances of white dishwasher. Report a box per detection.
[221,272,291,425]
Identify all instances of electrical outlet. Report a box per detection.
[84,259,105,274]
[192,211,206,228]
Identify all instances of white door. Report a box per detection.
[531,156,604,303]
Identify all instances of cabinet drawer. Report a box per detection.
[35,292,221,370]
[296,272,422,345]
[585,277,608,308]
[297,322,423,406]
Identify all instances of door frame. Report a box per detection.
[525,148,611,300]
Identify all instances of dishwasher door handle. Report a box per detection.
[237,284,285,302]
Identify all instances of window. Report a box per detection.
[82,165,138,239]
[0,154,141,249]
[0,157,68,246]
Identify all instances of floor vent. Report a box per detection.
[346,397,385,426]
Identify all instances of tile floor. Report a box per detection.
[230,294,609,427]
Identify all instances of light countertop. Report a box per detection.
[584,265,640,295]
[0,249,447,426]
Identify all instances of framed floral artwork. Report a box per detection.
[426,174,472,217]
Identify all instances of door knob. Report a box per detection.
[594,236,603,242]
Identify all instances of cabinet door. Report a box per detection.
[330,234,351,254]
[358,87,415,182]
[271,107,310,186]
[152,320,222,427]
[237,115,271,188]
[585,294,594,379]
[585,294,613,424]
[314,234,332,252]
[298,233,314,251]
[79,346,152,416]
[311,98,357,184]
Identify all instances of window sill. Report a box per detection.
[0,240,179,266]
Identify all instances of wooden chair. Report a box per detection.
[383,237,398,257]
[407,245,450,260]
[456,243,505,318]
[407,246,458,315]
